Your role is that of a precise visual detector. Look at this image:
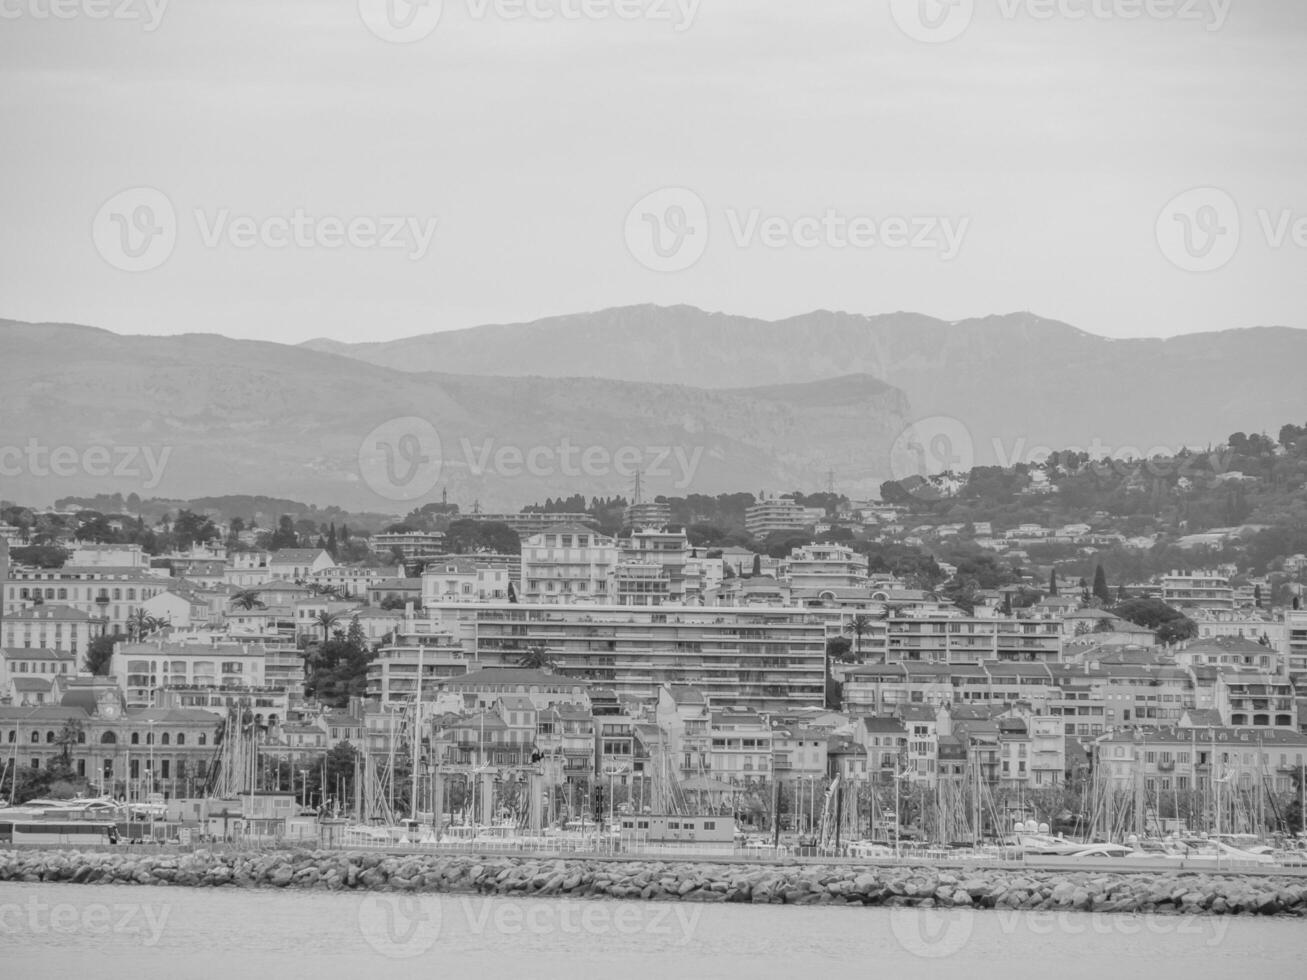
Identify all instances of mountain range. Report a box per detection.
[3,307,1304,513]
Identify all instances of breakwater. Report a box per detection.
[3,849,1306,916]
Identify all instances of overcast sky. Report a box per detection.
[1,0,1304,344]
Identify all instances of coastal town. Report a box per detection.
[4,439,1307,856]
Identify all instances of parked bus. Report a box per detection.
[0,819,119,846]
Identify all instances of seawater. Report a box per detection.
[1,881,1303,979]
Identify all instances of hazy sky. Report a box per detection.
[1,0,1304,344]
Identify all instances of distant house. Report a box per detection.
[268,549,335,582]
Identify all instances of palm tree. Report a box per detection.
[52,719,85,772]
[843,614,875,660]
[313,610,343,643]
[230,589,266,611]
[125,609,165,642]
[515,645,555,671]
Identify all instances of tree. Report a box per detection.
[826,636,855,664]
[230,589,266,611]
[304,634,374,708]
[84,633,122,676]
[52,718,85,771]
[751,554,762,577]
[1047,568,1058,596]
[515,645,556,671]
[269,516,299,551]
[313,610,343,643]
[843,615,875,660]
[1092,565,1111,605]
[125,609,165,642]
[1111,597,1197,645]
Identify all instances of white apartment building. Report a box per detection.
[1,604,106,655]
[745,499,823,538]
[783,543,868,597]
[1162,569,1236,612]
[69,543,146,568]
[519,526,617,603]
[3,567,172,632]
[431,601,827,712]
[421,558,511,605]
[111,638,273,710]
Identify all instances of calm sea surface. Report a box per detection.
[1,880,1303,980]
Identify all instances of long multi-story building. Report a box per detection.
[371,531,446,561]
[110,638,276,715]
[430,601,826,713]
[1162,569,1236,612]
[882,612,1064,665]
[3,566,172,632]
[744,499,822,538]
[465,512,600,537]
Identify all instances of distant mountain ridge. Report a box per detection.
[303,305,1307,464]
[0,319,910,510]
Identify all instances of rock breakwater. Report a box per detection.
[2,850,1306,916]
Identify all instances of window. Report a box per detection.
[131,732,140,745]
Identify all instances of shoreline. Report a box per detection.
[3,849,1307,916]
